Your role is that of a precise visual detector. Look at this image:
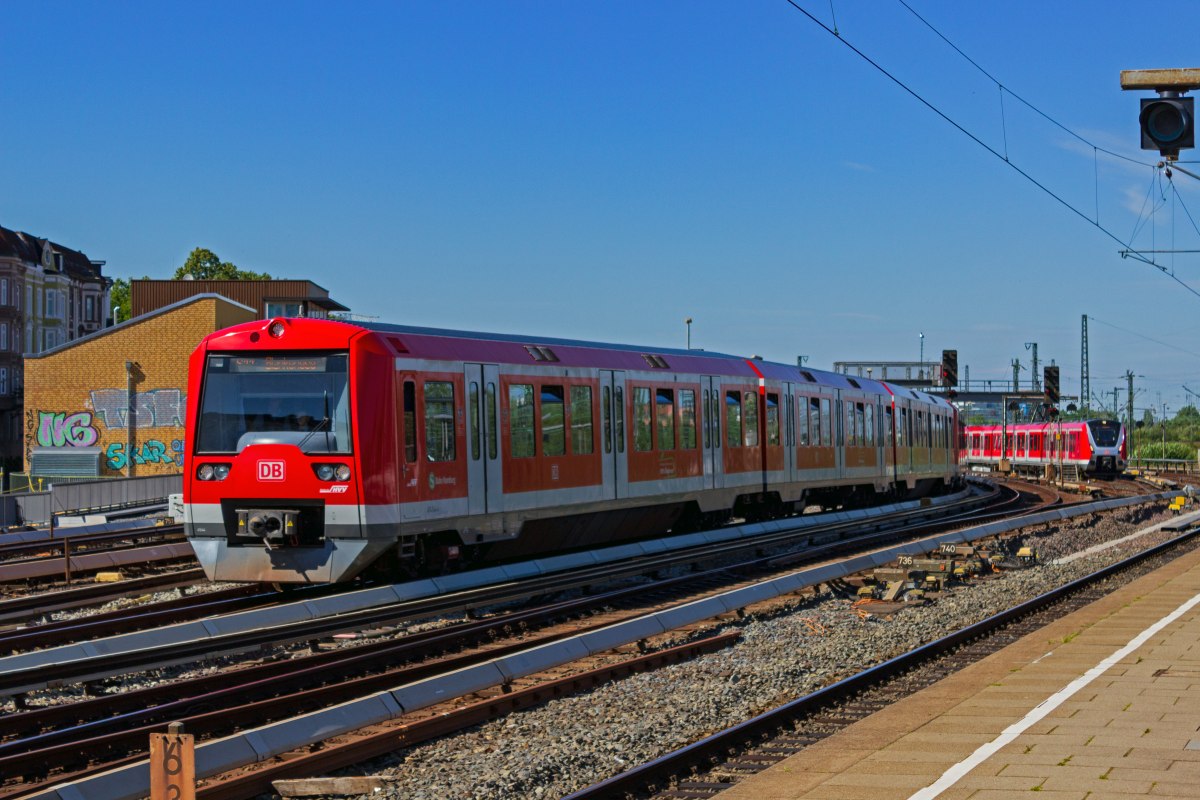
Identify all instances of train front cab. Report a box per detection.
[184,319,398,583]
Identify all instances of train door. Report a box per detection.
[600,370,627,499]
[832,391,844,478]
[783,381,796,480]
[463,364,503,515]
[701,376,723,489]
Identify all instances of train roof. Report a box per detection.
[203,317,953,408]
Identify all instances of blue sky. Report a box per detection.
[4,1,1199,417]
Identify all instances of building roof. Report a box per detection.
[0,224,105,282]
[25,293,255,359]
[132,279,349,317]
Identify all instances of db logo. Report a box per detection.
[257,460,286,481]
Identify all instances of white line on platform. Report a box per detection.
[906,585,1200,800]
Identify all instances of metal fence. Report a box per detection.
[0,473,182,528]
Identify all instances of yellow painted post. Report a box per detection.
[150,722,195,800]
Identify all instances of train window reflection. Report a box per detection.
[726,391,742,447]
[424,382,456,462]
[509,384,535,458]
[680,389,697,449]
[571,386,593,455]
[656,388,675,450]
[743,392,758,447]
[633,387,653,452]
[197,352,351,454]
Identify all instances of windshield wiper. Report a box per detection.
[297,390,333,453]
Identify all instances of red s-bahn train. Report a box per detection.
[183,318,961,584]
[962,418,1126,478]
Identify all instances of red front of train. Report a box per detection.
[183,317,402,582]
[962,418,1126,477]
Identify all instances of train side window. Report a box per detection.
[615,386,625,453]
[798,395,810,446]
[844,403,855,446]
[602,386,612,454]
[726,391,742,447]
[469,382,481,461]
[424,381,456,462]
[509,384,536,458]
[656,388,675,450]
[766,393,780,445]
[679,389,697,449]
[486,383,498,459]
[856,403,865,445]
[1068,432,1078,452]
[702,389,710,449]
[885,406,894,443]
[865,404,874,446]
[403,380,417,462]
[571,386,593,455]
[743,391,759,447]
[542,385,565,456]
[633,387,653,452]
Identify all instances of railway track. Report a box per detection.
[565,512,1200,799]
[0,523,195,585]
[7,484,1161,800]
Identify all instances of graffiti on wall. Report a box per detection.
[36,411,100,448]
[89,389,186,429]
[28,387,189,475]
[105,440,184,470]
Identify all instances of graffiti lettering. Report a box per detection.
[37,412,100,448]
[90,389,187,430]
[106,439,183,471]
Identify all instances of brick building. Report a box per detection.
[23,294,255,477]
[132,279,347,319]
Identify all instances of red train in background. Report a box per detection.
[183,317,961,584]
[962,418,1126,478]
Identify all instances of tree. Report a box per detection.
[109,278,130,323]
[173,247,271,281]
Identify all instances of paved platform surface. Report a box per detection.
[719,541,1200,800]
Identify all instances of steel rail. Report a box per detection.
[0,486,999,695]
[563,523,1200,799]
[191,633,743,800]
[0,569,207,624]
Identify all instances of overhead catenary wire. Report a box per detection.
[780,1,1200,300]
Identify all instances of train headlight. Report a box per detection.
[316,464,335,481]
[268,321,286,338]
[197,463,231,481]
[335,464,351,481]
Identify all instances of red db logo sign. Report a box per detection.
[257,460,285,481]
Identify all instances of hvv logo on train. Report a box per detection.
[257,460,286,481]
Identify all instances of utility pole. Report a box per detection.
[1025,343,1040,391]
[1127,371,1136,463]
[1111,388,1122,417]
[1081,315,1090,414]
[964,365,970,392]
[1012,359,1021,392]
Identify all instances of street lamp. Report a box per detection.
[919,332,925,375]
[685,317,692,350]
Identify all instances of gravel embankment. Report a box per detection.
[337,503,1186,800]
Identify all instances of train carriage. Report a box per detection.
[962,418,1126,478]
[184,318,960,583]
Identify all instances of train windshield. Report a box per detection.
[196,353,352,454]
[1088,419,1121,447]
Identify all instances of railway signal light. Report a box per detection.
[940,350,957,387]
[1044,366,1060,405]
[1140,96,1194,159]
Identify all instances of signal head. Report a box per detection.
[1140,96,1194,159]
